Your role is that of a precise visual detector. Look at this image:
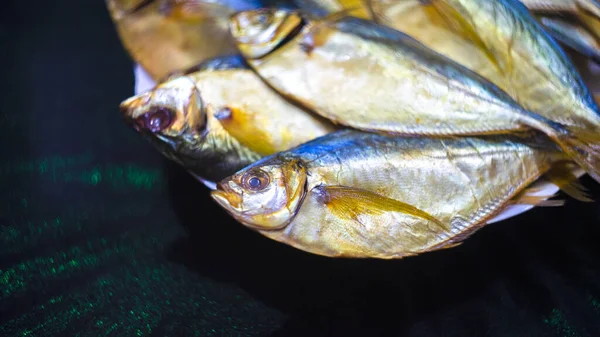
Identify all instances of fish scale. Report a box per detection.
[229,6,600,185]
[211,130,576,259]
[435,0,600,128]
[119,55,336,183]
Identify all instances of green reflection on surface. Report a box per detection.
[0,235,161,299]
[1,154,163,190]
[543,308,580,337]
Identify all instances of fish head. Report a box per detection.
[120,76,206,155]
[229,8,304,59]
[211,156,308,230]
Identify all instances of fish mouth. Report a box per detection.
[211,190,234,210]
[211,184,242,211]
[119,95,151,124]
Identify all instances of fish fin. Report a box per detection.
[440,242,462,250]
[508,182,565,207]
[542,122,600,185]
[510,194,565,207]
[545,161,594,202]
[314,185,447,231]
[428,0,503,73]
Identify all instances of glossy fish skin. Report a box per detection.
[539,15,600,63]
[367,0,600,128]
[229,9,600,184]
[211,130,571,259]
[106,0,277,81]
[521,0,600,19]
[230,10,534,135]
[366,0,510,92]
[430,0,600,130]
[578,10,600,48]
[293,0,373,18]
[120,55,337,182]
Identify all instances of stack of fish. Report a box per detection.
[109,0,600,259]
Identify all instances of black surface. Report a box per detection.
[2,1,600,336]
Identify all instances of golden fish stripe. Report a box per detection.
[317,185,448,230]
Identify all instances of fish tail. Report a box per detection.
[532,117,600,184]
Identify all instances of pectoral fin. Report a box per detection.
[428,0,502,72]
[314,185,447,230]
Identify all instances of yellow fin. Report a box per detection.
[545,161,594,202]
[428,0,503,73]
[440,242,462,250]
[314,185,447,230]
[210,105,277,156]
[546,122,600,186]
[509,185,565,207]
[511,194,565,207]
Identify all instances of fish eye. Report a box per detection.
[251,13,269,26]
[136,107,174,132]
[242,169,270,191]
[248,177,261,188]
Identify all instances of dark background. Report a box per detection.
[2,1,600,336]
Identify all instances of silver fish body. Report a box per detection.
[212,130,575,258]
[434,0,600,129]
[230,9,600,185]
[121,55,335,182]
